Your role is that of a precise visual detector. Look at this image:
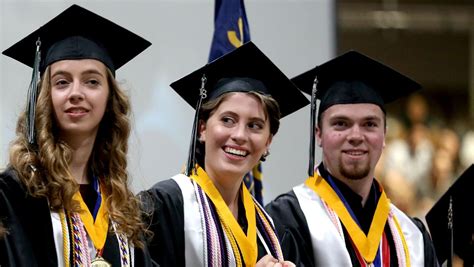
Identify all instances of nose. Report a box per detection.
[347,124,364,145]
[68,81,84,102]
[231,123,247,144]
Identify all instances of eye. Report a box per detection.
[248,121,264,130]
[365,121,378,128]
[332,120,347,128]
[53,79,69,89]
[86,79,100,87]
[221,116,236,126]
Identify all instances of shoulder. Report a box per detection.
[140,178,183,210]
[148,177,182,193]
[390,204,439,266]
[0,167,26,199]
[265,189,309,232]
[266,189,308,218]
[139,178,186,266]
[266,190,300,212]
[138,177,185,226]
[265,189,315,266]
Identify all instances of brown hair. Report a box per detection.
[8,66,144,246]
[0,222,7,240]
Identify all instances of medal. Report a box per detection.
[91,255,111,267]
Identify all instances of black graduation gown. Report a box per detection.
[141,178,270,267]
[265,172,439,267]
[0,167,155,267]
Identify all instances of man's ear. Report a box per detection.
[316,126,322,147]
[198,120,206,143]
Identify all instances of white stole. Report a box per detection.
[173,173,274,267]
[172,174,208,266]
[293,183,425,267]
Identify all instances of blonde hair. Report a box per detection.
[8,66,144,246]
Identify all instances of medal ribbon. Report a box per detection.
[325,174,382,267]
[305,174,390,264]
[72,176,109,250]
[191,166,258,266]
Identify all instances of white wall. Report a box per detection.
[0,0,335,203]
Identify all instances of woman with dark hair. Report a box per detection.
[141,42,309,267]
[0,5,154,266]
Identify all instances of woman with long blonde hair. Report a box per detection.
[0,5,153,266]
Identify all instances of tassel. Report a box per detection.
[185,75,207,176]
[26,38,42,145]
[447,196,453,267]
[308,77,318,177]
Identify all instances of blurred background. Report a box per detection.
[336,0,474,219]
[1,0,473,221]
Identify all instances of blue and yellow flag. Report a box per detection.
[243,162,264,205]
[208,0,251,62]
[208,0,264,205]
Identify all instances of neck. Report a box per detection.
[324,165,373,206]
[204,167,243,219]
[338,177,373,206]
[62,133,97,184]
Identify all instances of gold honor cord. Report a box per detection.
[305,175,391,264]
[191,167,258,266]
[72,188,109,251]
[393,215,411,266]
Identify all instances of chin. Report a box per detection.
[219,163,250,177]
[340,164,370,180]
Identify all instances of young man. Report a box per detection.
[265,51,438,267]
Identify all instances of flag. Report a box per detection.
[243,162,264,205]
[208,0,264,205]
[208,0,251,62]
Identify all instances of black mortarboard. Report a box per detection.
[170,41,309,175]
[291,51,421,176]
[2,4,151,145]
[3,4,151,75]
[426,164,474,266]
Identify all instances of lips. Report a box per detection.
[65,107,89,114]
[344,150,366,155]
[224,146,248,157]
[342,149,368,159]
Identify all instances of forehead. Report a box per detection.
[215,92,265,113]
[322,103,384,121]
[50,59,108,74]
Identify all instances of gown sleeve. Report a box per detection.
[139,179,185,267]
[265,191,315,267]
[0,168,57,266]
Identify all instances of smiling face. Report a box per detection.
[317,103,386,181]
[50,59,109,142]
[199,92,273,181]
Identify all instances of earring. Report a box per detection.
[260,150,270,162]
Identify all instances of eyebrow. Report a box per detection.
[51,69,105,78]
[362,115,383,122]
[329,115,382,122]
[220,110,267,122]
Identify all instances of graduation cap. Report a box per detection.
[426,164,474,266]
[170,41,309,175]
[291,51,421,176]
[2,4,151,145]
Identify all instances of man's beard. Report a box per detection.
[339,159,370,180]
